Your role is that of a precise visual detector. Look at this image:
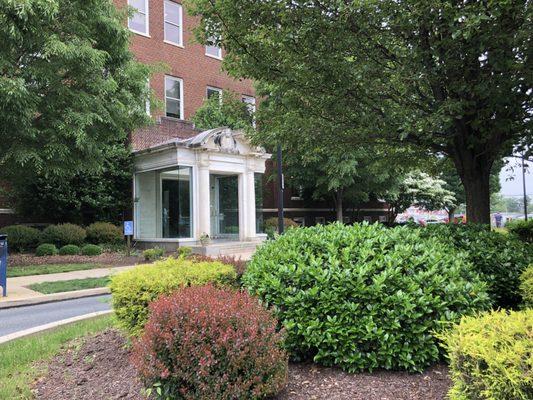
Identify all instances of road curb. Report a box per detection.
[0,310,113,344]
[0,287,111,309]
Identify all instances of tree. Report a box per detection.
[0,0,151,181]
[8,142,133,225]
[191,90,252,130]
[384,171,456,222]
[186,0,532,224]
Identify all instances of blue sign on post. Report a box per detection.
[0,234,7,297]
[124,221,134,236]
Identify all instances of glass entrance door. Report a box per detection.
[210,174,239,239]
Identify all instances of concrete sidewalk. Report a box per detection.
[0,265,135,305]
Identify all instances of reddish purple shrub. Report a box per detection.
[132,285,288,400]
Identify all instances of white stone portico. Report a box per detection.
[133,128,270,252]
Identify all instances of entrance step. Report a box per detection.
[190,241,261,259]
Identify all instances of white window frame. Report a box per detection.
[164,0,183,47]
[165,76,184,120]
[206,86,223,101]
[205,36,222,60]
[242,95,256,113]
[128,0,149,37]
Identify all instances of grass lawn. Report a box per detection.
[0,315,114,400]
[27,277,110,294]
[7,263,109,278]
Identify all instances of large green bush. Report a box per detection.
[506,218,533,243]
[80,244,102,256]
[439,309,532,400]
[420,224,533,308]
[243,223,490,372]
[0,225,41,252]
[59,244,80,255]
[110,257,237,335]
[41,223,86,247]
[520,265,533,308]
[86,222,123,245]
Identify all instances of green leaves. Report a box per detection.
[244,222,490,372]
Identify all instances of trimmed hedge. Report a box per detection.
[35,243,58,256]
[506,218,533,243]
[80,244,102,256]
[41,223,86,247]
[244,223,490,372]
[421,224,533,308]
[132,285,288,400]
[86,222,123,245]
[439,309,533,400]
[520,265,533,308]
[0,225,41,252]
[59,244,80,255]
[110,257,236,335]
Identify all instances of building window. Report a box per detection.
[205,36,222,59]
[164,0,182,46]
[242,95,256,114]
[161,167,193,239]
[206,86,222,100]
[165,76,183,119]
[128,0,149,36]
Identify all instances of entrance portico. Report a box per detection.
[133,128,270,249]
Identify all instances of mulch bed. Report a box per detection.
[9,252,143,267]
[33,330,451,400]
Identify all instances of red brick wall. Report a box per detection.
[114,0,255,120]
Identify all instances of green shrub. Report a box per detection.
[132,285,288,400]
[264,217,299,232]
[439,309,533,400]
[176,246,192,258]
[506,218,533,243]
[420,224,533,308]
[520,265,533,308]
[80,244,102,256]
[143,247,165,261]
[35,243,58,256]
[0,225,41,252]
[86,222,123,245]
[243,223,490,372]
[41,223,86,247]
[58,244,80,255]
[110,257,237,335]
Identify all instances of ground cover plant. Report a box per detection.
[0,225,41,252]
[133,285,288,400]
[110,257,236,335]
[439,309,533,400]
[420,224,533,308]
[0,315,113,399]
[244,223,490,372]
[28,276,110,294]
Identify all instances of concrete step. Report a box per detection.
[191,241,261,258]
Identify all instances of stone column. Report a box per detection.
[239,159,257,241]
[197,154,211,240]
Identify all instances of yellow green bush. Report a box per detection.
[439,309,533,400]
[520,265,533,308]
[110,257,236,335]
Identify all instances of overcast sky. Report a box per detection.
[499,157,532,197]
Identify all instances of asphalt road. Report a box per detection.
[0,295,112,337]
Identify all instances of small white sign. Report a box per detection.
[124,221,134,236]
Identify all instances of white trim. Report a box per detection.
[163,0,183,47]
[164,75,184,119]
[261,208,388,212]
[205,51,223,60]
[205,37,222,59]
[128,0,149,36]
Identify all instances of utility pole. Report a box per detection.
[522,154,528,220]
[277,144,285,234]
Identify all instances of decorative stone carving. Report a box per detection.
[213,129,239,154]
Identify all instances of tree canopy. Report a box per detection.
[0,0,151,180]
[186,0,532,223]
[191,90,253,130]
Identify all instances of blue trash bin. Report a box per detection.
[0,234,7,297]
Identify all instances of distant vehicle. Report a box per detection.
[424,218,445,225]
